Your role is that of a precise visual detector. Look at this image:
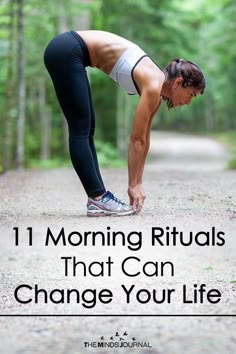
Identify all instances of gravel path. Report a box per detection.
[0,132,235,354]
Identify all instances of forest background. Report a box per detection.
[0,0,235,172]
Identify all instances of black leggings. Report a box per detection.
[44,31,106,198]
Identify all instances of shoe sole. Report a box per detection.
[87,209,135,217]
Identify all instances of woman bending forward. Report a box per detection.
[44,30,206,217]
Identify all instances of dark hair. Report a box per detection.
[163,58,206,109]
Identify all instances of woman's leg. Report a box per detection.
[62,70,106,198]
[86,75,106,191]
[44,35,106,198]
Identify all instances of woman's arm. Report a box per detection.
[136,101,161,184]
[128,85,161,211]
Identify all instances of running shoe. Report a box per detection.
[87,191,134,217]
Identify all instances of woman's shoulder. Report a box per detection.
[134,57,165,93]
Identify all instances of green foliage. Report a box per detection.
[27,158,70,169]
[215,131,236,169]
[95,140,126,167]
[228,158,236,170]
[27,140,125,169]
[90,69,117,144]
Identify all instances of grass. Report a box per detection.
[27,158,71,169]
[204,266,214,271]
[27,140,126,170]
[215,131,236,169]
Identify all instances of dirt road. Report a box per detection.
[0,132,235,354]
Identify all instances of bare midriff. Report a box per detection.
[77,30,135,74]
[77,30,164,95]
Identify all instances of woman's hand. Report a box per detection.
[128,184,146,214]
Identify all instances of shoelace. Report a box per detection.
[105,191,125,205]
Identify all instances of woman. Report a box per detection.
[44,30,206,217]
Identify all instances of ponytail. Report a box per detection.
[165,57,206,93]
[162,58,206,109]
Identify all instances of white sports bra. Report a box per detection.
[109,45,147,95]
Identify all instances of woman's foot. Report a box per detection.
[87,191,134,217]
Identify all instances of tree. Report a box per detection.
[4,0,15,170]
[1,0,236,170]
[16,0,25,168]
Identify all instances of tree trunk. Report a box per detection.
[116,89,132,157]
[57,1,69,155]
[72,0,91,30]
[116,24,133,155]
[16,0,25,169]
[4,0,15,171]
[39,77,50,160]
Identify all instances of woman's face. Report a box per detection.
[170,77,201,107]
